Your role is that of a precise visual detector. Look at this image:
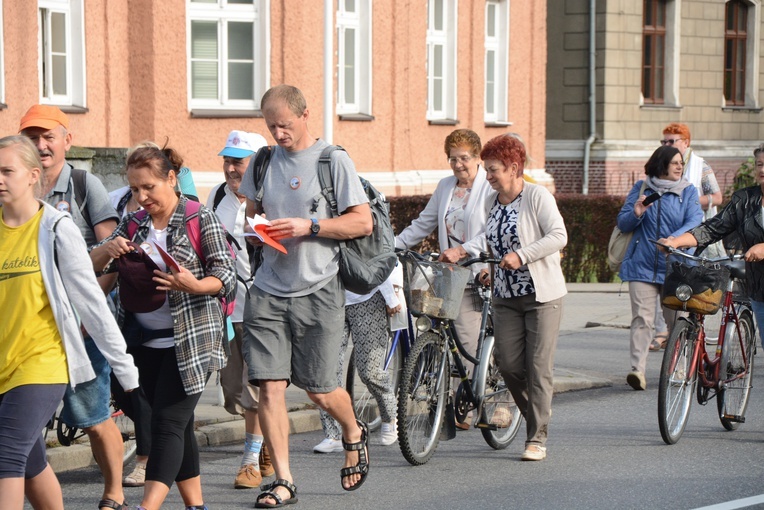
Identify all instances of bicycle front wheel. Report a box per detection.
[717,308,756,431]
[346,334,403,432]
[397,331,448,466]
[475,335,522,450]
[111,402,137,466]
[658,318,698,445]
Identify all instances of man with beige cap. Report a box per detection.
[20,104,135,510]
[207,130,274,489]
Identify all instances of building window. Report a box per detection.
[724,1,747,106]
[336,0,372,116]
[484,0,508,123]
[642,0,666,104]
[641,0,680,107]
[187,0,269,112]
[721,0,762,109]
[38,0,86,107]
[426,0,457,121]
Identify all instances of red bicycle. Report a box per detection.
[656,242,757,444]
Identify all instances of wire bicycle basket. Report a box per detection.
[661,252,730,315]
[403,257,471,320]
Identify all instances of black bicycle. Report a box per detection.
[396,250,522,465]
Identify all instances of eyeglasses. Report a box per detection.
[448,155,475,165]
[660,138,684,146]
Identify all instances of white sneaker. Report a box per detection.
[521,445,547,461]
[313,437,343,453]
[380,420,398,446]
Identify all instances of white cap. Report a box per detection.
[218,130,268,158]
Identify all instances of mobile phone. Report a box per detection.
[643,193,662,206]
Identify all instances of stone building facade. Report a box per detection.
[547,0,762,196]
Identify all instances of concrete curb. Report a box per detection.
[47,370,610,473]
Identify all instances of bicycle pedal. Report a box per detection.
[722,414,745,423]
[475,422,497,431]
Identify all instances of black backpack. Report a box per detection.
[250,145,396,294]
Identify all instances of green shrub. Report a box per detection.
[388,195,439,253]
[557,194,624,282]
[725,156,756,200]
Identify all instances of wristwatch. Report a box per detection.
[310,218,320,237]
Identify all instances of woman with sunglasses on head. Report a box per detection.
[617,145,703,391]
[395,129,494,428]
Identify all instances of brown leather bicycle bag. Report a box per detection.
[661,261,729,315]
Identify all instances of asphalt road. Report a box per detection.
[47,340,764,510]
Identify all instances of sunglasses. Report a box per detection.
[660,138,684,146]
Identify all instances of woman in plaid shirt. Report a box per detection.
[91,146,235,510]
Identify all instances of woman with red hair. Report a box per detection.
[480,134,567,461]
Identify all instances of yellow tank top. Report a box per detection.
[0,206,68,393]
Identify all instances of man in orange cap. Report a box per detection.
[19,105,135,510]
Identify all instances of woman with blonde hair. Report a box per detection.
[0,135,138,509]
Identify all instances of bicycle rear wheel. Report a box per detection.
[397,331,448,466]
[346,334,403,432]
[717,308,755,431]
[56,415,86,447]
[658,318,698,445]
[476,336,522,450]
[111,401,137,466]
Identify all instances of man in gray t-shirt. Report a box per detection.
[19,105,131,509]
[240,85,372,506]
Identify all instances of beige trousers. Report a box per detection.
[628,281,677,374]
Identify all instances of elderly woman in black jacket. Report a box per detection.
[662,143,764,344]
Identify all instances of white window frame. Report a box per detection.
[186,0,270,112]
[426,0,457,121]
[722,0,761,108]
[336,0,372,116]
[484,0,509,123]
[38,0,86,107]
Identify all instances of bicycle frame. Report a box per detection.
[415,272,498,429]
[691,281,751,392]
[386,318,415,371]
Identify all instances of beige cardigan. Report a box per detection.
[484,183,568,303]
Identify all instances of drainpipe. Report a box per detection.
[324,0,334,144]
[582,0,596,195]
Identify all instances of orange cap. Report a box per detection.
[19,105,69,132]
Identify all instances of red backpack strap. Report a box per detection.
[126,210,148,241]
[183,200,206,266]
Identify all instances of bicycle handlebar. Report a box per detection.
[649,239,744,263]
[395,248,500,267]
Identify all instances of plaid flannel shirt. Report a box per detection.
[99,195,236,395]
